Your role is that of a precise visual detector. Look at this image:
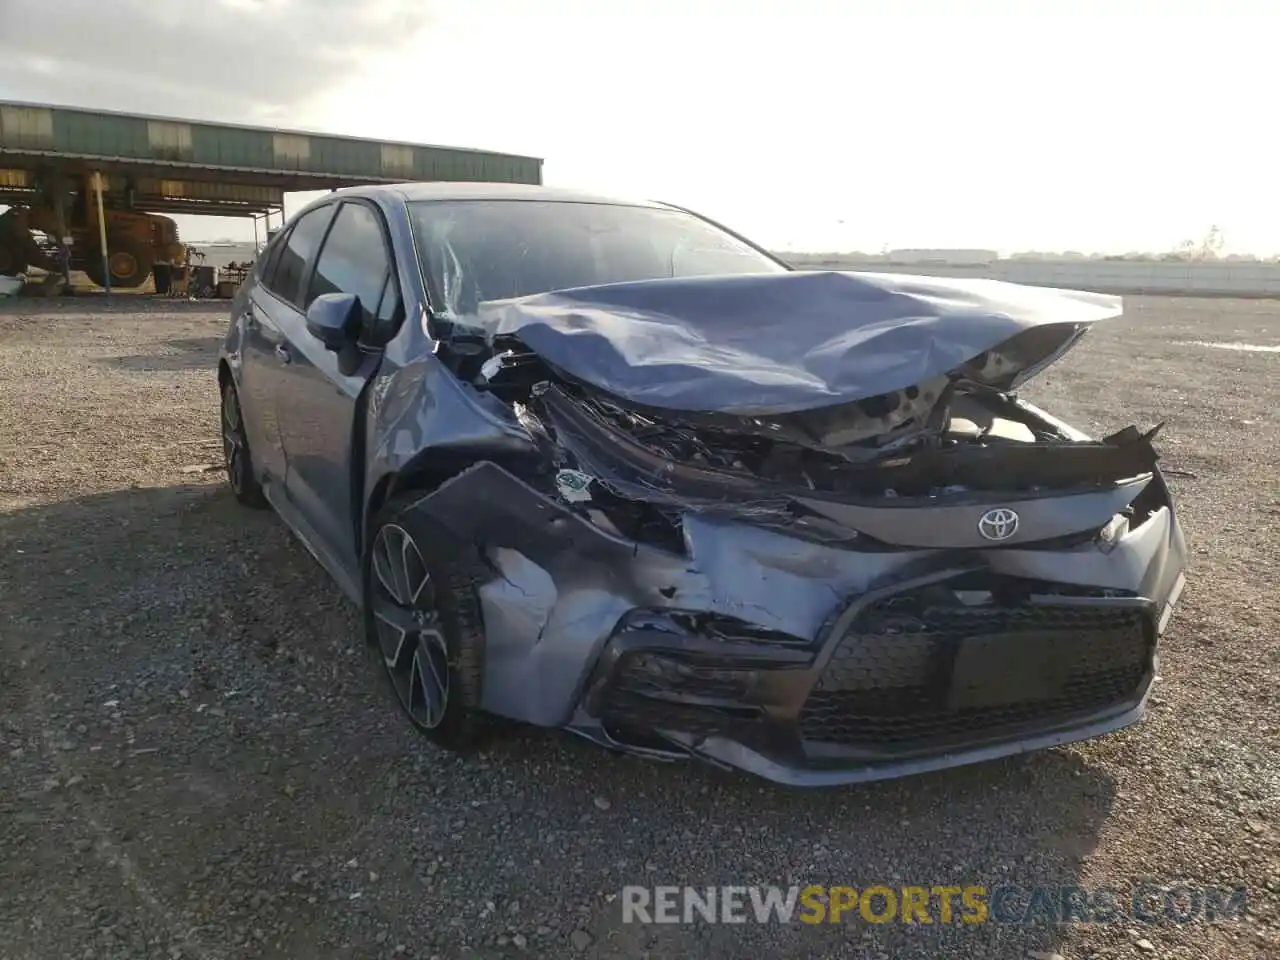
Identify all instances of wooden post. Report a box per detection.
[91,171,110,298]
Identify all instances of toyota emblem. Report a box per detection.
[977,508,1019,542]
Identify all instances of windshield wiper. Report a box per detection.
[425,309,489,355]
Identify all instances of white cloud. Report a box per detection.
[5,0,1277,253]
[0,0,435,121]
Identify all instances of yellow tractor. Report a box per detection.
[0,179,186,288]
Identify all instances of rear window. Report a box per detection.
[256,227,291,287]
[268,205,335,305]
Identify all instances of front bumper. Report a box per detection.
[577,573,1160,786]
[406,461,1187,786]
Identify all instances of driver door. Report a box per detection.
[273,199,401,587]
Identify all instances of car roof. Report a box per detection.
[333,181,669,209]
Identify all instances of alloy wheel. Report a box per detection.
[221,386,246,495]
[370,523,450,730]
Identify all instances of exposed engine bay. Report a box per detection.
[471,342,1152,474]
[436,330,1163,553]
[415,271,1169,556]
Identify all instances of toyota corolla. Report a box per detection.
[217,183,1187,786]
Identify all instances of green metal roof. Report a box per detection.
[0,100,542,215]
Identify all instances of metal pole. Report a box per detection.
[50,174,72,293]
[253,213,259,252]
[92,172,110,298]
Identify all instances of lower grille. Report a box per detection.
[598,652,764,739]
[799,590,1152,748]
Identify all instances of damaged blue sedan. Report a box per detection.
[217,183,1187,786]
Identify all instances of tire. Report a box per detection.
[364,497,488,751]
[83,236,153,289]
[0,239,27,277]
[220,380,268,508]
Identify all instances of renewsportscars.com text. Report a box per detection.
[621,884,1247,926]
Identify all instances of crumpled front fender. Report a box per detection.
[402,462,946,727]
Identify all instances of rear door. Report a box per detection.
[243,203,337,489]
[236,224,292,487]
[274,199,402,575]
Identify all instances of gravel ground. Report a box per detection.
[0,294,1277,960]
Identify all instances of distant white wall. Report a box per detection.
[885,248,1000,265]
[997,259,1280,296]
[778,255,1280,298]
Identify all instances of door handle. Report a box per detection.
[274,344,292,364]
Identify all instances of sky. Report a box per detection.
[1,0,1276,254]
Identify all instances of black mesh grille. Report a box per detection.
[799,591,1152,748]
[615,652,758,704]
[598,652,765,739]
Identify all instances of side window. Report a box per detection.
[257,226,292,288]
[375,271,400,325]
[304,202,401,338]
[269,205,336,306]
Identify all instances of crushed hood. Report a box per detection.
[475,271,1121,415]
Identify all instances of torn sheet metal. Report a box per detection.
[475,271,1122,415]
[555,469,594,502]
[404,460,1186,768]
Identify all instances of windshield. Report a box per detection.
[407,199,787,316]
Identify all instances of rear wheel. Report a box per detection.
[364,500,489,751]
[83,236,153,288]
[220,380,267,508]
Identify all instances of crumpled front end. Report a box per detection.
[400,395,1186,787]
[401,273,1188,785]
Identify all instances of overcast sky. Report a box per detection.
[2,0,1276,253]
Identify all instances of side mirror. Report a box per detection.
[305,292,362,350]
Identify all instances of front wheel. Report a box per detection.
[364,500,488,751]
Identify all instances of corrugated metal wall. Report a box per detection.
[0,105,55,148]
[305,135,378,175]
[192,124,275,169]
[139,178,283,205]
[55,110,149,157]
[0,102,542,185]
